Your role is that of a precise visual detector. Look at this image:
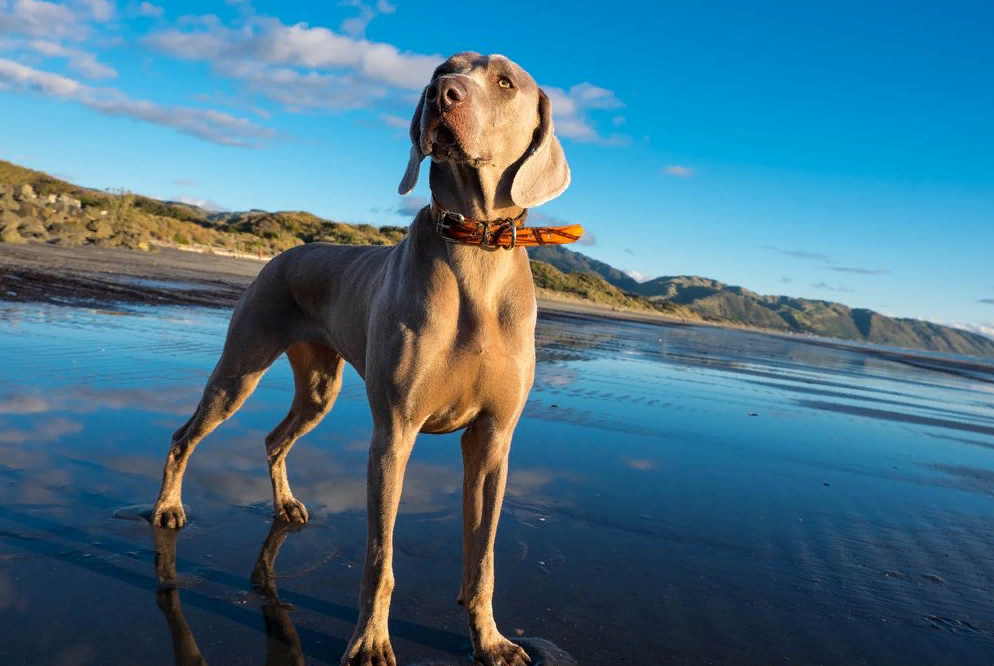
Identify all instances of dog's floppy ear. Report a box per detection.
[510,89,571,208]
[398,87,427,195]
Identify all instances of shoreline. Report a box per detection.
[0,242,704,324]
[3,242,993,378]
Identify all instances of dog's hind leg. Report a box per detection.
[264,341,344,524]
[153,317,288,529]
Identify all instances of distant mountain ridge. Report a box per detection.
[528,247,994,358]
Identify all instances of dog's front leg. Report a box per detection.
[459,420,530,666]
[341,421,417,666]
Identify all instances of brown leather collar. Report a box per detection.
[430,198,585,249]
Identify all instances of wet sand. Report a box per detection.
[0,243,260,308]
[1,242,665,315]
[1,295,993,664]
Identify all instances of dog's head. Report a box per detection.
[399,52,570,208]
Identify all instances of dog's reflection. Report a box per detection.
[152,522,577,666]
[153,520,304,666]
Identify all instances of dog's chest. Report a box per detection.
[413,312,535,433]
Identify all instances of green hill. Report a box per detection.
[0,159,406,254]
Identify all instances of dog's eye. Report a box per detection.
[498,77,514,89]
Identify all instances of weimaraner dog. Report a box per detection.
[152,51,575,666]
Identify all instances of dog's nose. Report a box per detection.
[427,77,467,111]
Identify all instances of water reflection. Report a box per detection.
[152,521,576,666]
[154,522,305,666]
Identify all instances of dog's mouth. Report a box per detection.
[423,120,476,163]
[428,128,465,161]
[434,126,456,148]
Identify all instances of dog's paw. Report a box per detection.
[152,504,187,529]
[341,632,396,666]
[275,498,308,524]
[474,638,531,666]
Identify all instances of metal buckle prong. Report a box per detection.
[479,221,492,248]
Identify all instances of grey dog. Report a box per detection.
[152,51,571,666]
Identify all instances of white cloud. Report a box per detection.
[380,112,407,128]
[143,16,442,114]
[663,165,694,177]
[545,83,629,146]
[76,0,115,22]
[575,231,596,246]
[0,0,80,39]
[393,195,427,216]
[90,98,279,146]
[953,322,994,341]
[244,20,439,89]
[143,26,227,59]
[174,194,227,211]
[810,281,854,293]
[0,58,279,147]
[135,1,162,17]
[28,40,117,79]
[339,1,375,37]
[221,60,388,110]
[0,57,83,95]
[570,82,623,109]
[338,0,396,38]
[625,269,653,283]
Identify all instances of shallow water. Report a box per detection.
[1,302,993,665]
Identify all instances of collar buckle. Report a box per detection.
[436,209,464,243]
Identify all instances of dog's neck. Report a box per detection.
[428,161,524,222]
[412,161,533,304]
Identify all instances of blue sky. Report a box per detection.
[1,0,992,335]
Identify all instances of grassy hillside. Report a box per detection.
[0,159,406,255]
[0,161,90,197]
[626,275,994,356]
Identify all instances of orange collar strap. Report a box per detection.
[430,198,585,249]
